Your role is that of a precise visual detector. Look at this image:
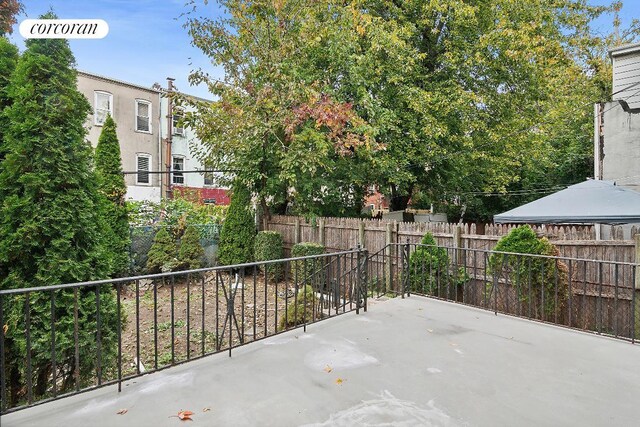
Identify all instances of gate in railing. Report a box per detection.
[0,248,367,414]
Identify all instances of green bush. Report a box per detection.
[254,231,284,281]
[279,285,316,329]
[488,225,568,318]
[146,228,178,273]
[408,233,449,295]
[218,183,256,265]
[177,225,205,270]
[291,242,325,282]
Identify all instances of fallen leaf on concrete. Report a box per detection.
[427,329,433,333]
[203,407,211,412]
[178,410,194,420]
[324,365,332,373]
[116,409,128,415]
[449,342,458,346]
[335,378,345,385]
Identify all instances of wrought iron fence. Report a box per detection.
[0,248,367,414]
[366,243,640,343]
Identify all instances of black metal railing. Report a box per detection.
[366,242,639,343]
[0,248,367,414]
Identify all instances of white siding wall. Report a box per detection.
[612,52,640,109]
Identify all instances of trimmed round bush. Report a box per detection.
[408,232,449,295]
[291,242,325,281]
[489,225,568,319]
[254,231,284,281]
[279,285,316,329]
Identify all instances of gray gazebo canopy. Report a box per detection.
[494,180,640,225]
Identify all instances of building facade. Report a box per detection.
[77,71,164,201]
[77,71,229,205]
[595,42,640,193]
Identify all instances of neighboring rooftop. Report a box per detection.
[4,296,640,427]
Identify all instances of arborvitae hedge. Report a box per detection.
[218,183,255,265]
[146,227,178,273]
[291,242,325,282]
[254,231,284,280]
[178,225,205,270]
[0,18,119,405]
[95,115,130,276]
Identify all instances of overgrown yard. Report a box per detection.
[118,270,354,378]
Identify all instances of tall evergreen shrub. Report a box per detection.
[254,231,284,280]
[218,183,255,265]
[0,15,119,405]
[95,115,130,276]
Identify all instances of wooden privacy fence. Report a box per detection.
[267,215,638,263]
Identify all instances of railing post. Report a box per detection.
[385,222,393,293]
[356,246,368,314]
[634,234,640,340]
[400,239,410,298]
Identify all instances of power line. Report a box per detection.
[121,169,237,175]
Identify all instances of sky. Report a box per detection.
[8,0,640,100]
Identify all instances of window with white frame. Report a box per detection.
[136,154,151,185]
[94,91,113,125]
[135,100,151,133]
[172,156,184,185]
[172,111,184,136]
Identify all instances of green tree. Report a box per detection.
[146,227,178,273]
[95,115,130,276]
[0,14,118,405]
[177,225,205,270]
[218,183,255,265]
[0,36,18,161]
[185,0,638,220]
[182,0,376,218]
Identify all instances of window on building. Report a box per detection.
[94,91,113,125]
[173,111,184,136]
[136,154,151,185]
[135,100,151,132]
[203,162,214,186]
[172,156,184,185]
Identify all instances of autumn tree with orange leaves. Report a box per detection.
[0,0,23,36]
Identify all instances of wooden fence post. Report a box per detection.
[294,218,301,244]
[319,218,325,247]
[358,220,365,248]
[453,225,462,267]
[385,222,393,292]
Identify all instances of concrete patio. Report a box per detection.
[3,296,639,426]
